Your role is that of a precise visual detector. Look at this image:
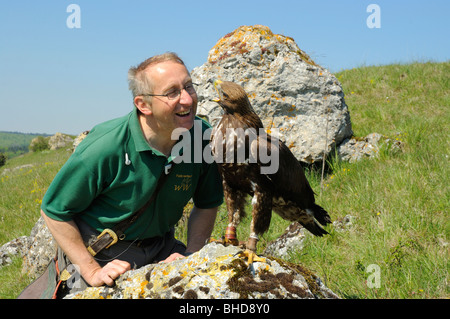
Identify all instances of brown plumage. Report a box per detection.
[210,80,331,260]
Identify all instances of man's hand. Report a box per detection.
[84,259,131,287]
[159,252,185,263]
[40,210,131,287]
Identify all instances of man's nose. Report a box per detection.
[179,88,194,105]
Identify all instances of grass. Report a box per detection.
[1,61,449,299]
[299,61,449,298]
[0,148,72,298]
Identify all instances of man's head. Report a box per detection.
[128,52,186,99]
[128,52,198,134]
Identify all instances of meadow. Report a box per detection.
[0,61,448,298]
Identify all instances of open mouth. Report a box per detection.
[176,109,191,117]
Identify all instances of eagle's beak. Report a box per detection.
[210,79,223,103]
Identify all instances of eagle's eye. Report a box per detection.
[222,92,229,99]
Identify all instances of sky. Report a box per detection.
[0,0,448,135]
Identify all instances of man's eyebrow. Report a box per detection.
[161,77,193,93]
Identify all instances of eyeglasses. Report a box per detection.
[141,83,198,100]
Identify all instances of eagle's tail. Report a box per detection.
[311,203,332,226]
[303,204,332,237]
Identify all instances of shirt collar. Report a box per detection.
[129,108,154,153]
[129,108,199,162]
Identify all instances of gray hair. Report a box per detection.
[128,52,186,102]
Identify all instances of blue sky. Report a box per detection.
[0,0,448,135]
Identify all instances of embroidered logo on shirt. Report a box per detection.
[174,174,192,191]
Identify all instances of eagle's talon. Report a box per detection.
[208,237,240,247]
[207,237,224,244]
[240,249,266,266]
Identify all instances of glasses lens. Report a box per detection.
[166,84,197,100]
[167,90,180,100]
[185,84,197,94]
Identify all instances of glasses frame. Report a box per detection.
[140,83,199,100]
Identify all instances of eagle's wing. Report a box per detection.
[250,133,331,235]
[250,133,314,202]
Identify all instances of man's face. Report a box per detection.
[143,61,197,135]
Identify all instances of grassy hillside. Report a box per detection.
[0,148,72,297]
[0,61,448,299]
[0,132,51,159]
[296,61,449,298]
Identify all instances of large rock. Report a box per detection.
[48,133,74,151]
[0,236,29,268]
[264,222,306,259]
[191,25,353,164]
[66,243,338,299]
[337,132,404,163]
[21,216,57,278]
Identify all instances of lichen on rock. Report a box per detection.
[65,243,338,299]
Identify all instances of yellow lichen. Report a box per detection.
[207,25,317,66]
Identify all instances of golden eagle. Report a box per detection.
[210,80,331,264]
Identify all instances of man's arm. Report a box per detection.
[41,210,130,286]
[185,205,218,253]
[161,205,217,263]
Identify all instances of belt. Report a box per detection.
[132,236,162,248]
[86,228,120,256]
[86,227,165,256]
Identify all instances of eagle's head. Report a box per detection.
[211,79,255,115]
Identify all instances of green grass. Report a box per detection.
[0,131,51,159]
[0,149,72,298]
[1,61,449,299]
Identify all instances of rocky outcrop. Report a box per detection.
[8,217,338,299]
[72,131,89,151]
[337,132,404,163]
[48,133,74,151]
[0,236,29,268]
[21,216,57,278]
[264,222,306,259]
[191,25,353,164]
[65,243,339,299]
[29,132,74,152]
[1,218,55,274]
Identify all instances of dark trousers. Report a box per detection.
[57,219,186,298]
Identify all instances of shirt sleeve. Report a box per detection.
[41,151,101,221]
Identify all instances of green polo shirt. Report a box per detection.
[41,108,223,240]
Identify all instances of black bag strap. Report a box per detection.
[113,163,173,237]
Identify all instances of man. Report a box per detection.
[40,53,223,293]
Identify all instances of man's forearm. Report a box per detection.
[41,210,130,286]
[40,210,102,282]
[185,206,218,253]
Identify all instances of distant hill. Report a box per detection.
[0,131,52,158]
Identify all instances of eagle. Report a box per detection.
[209,79,331,264]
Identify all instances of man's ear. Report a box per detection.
[134,96,152,115]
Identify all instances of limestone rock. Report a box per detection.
[21,216,57,278]
[65,243,338,299]
[0,236,29,268]
[191,25,353,164]
[333,215,356,232]
[72,131,89,151]
[264,222,306,259]
[337,132,404,163]
[48,133,74,151]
